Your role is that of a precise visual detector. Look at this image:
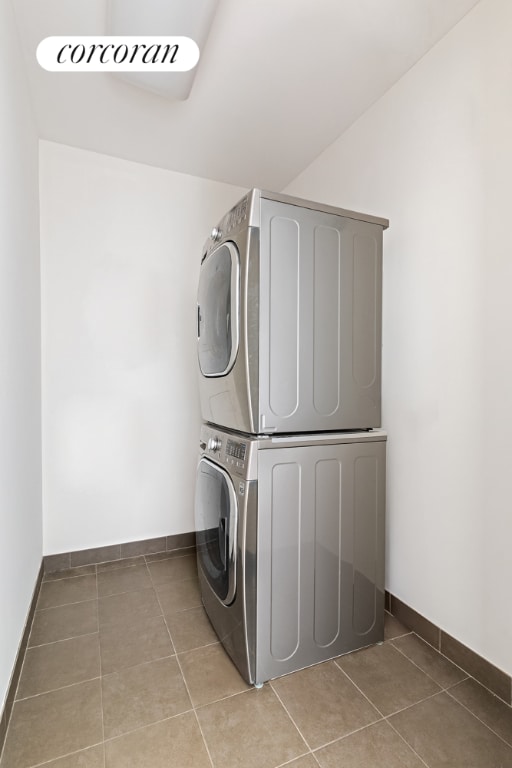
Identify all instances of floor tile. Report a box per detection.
[155,578,202,615]
[29,600,98,646]
[147,554,197,585]
[272,660,380,750]
[390,598,440,649]
[99,614,174,674]
[10,545,512,768]
[384,612,411,641]
[441,631,510,703]
[38,575,97,609]
[44,564,97,582]
[71,545,121,568]
[98,587,161,629]
[97,564,152,598]
[449,678,512,747]
[97,556,145,573]
[146,546,195,563]
[40,744,105,767]
[337,642,441,716]
[166,606,218,652]
[121,537,166,558]
[390,691,512,767]
[279,756,317,768]
[102,656,191,738]
[17,633,100,699]
[44,553,71,574]
[179,642,250,707]
[197,686,307,768]
[314,720,425,768]
[0,679,102,768]
[105,711,210,768]
[392,633,467,689]
[166,532,196,551]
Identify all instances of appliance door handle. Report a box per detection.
[197,304,201,339]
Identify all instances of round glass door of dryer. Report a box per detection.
[197,242,240,377]
[195,458,237,605]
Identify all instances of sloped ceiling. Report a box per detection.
[13,0,480,189]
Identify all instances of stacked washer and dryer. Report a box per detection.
[194,189,389,686]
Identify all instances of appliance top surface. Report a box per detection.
[199,424,386,482]
[201,423,387,447]
[257,189,389,229]
[264,428,387,448]
[202,188,389,256]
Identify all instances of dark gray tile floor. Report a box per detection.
[1,553,512,768]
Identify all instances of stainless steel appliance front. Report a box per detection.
[197,189,388,434]
[194,423,387,686]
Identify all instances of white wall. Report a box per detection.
[285,0,512,677]
[0,1,42,711]
[40,141,244,555]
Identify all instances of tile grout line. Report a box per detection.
[274,751,320,768]
[95,569,107,768]
[102,708,196,746]
[2,557,196,767]
[33,597,98,615]
[395,631,512,711]
[320,659,437,767]
[384,717,431,768]
[188,681,263,711]
[308,719,384,755]
[388,602,512,708]
[15,674,103,704]
[1,575,100,767]
[332,654,443,762]
[333,657,387,719]
[24,740,105,768]
[26,629,100,652]
[444,686,512,751]
[378,684,500,767]
[101,653,177,681]
[0,570,46,759]
[268,679,318,760]
[396,631,469,679]
[389,634,467,693]
[149,561,215,768]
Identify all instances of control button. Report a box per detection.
[211,227,222,242]
[207,436,221,452]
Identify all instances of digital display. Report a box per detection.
[226,439,246,461]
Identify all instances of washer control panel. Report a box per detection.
[226,439,246,460]
[200,425,255,479]
[225,438,247,470]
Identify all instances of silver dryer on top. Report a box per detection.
[197,189,388,434]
